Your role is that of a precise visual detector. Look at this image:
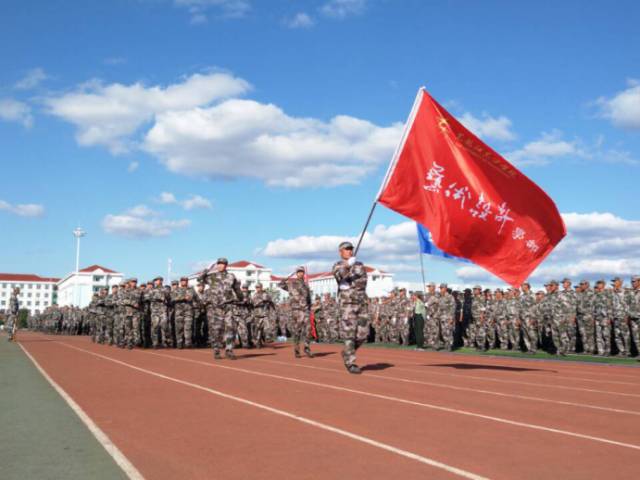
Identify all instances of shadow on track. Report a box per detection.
[361,362,395,372]
[236,353,277,360]
[310,352,336,358]
[424,363,556,373]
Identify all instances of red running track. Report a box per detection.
[18,332,640,480]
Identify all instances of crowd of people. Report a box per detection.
[8,258,640,362]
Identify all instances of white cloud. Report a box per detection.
[15,68,48,90]
[45,71,251,154]
[0,98,33,128]
[459,112,515,142]
[182,194,212,210]
[144,99,403,187]
[127,161,139,172]
[156,191,212,210]
[174,0,250,23]
[320,0,366,19]
[285,12,314,29]
[0,200,45,218]
[102,204,190,238]
[104,57,126,66]
[596,79,640,130]
[506,130,580,166]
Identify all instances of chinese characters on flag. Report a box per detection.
[377,88,566,286]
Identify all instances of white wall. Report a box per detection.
[57,271,123,308]
[0,281,57,315]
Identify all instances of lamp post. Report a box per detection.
[73,227,86,306]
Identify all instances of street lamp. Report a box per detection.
[73,227,86,306]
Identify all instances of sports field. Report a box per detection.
[4,332,640,479]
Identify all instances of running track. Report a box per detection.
[18,332,640,479]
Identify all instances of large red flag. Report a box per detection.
[377,88,566,286]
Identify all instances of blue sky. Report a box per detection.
[1,0,639,286]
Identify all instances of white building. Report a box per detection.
[57,265,123,308]
[189,261,282,291]
[0,273,60,315]
[308,266,394,299]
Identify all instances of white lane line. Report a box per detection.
[55,342,489,480]
[238,355,640,417]
[18,342,144,480]
[136,349,640,452]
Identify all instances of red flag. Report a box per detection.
[377,88,566,286]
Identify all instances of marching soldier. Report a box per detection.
[251,283,276,347]
[279,267,314,358]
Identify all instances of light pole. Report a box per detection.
[167,258,173,285]
[73,227,86,306]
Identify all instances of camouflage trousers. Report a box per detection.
[290,309,312,354]
[475,321,488,350]
[576,314,596,354]
[630,318,640,354]
[206,305,237,353]
[150,308,172,347]
[612,317,630,356]
[6,315,17,341]
[440,318,454,349]
[522,319,538,353]
[465,321,477,347]
[487,322,498,348]
[237,316,253,348]
[567,319,577,353]
[595,317,611,355]
[498,320,510,349]
[425,317,441,349]
[104,316,114,345]
[374,322,386,343]
[174,305,193,348]
[508,318,520,350]
[113,314,125,346]
[124,312,142,348]
[387,319,399,343]
[252,315,275,346]
[399,319,410,345]
[550,317,571,355]
[339,301,370,367]
[326,317,339,341]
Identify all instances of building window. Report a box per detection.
[28,293,32,298]
[37,284,41,289]
[43,302,48,307]
[35,301,40,306]
[44,293,49,298]
[1,301,5,306]
[28,284,32,289]
[27,301,31,306]
[93,275,104,282]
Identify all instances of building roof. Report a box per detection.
[228,260,265,269]
[0,273,60,283]
[270,274,284,281]
[79,265,119,274]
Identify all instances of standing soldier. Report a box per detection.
[493,289,509,350]
[546,280,571,356]
[104,285,118,345]
[520,282,538,354]
[279,267,314,358]
[471,286,487,351]
[311,296,325,342]
[123,278,143,349]
[333,241,369,374]
[113,283,126,347]
[437,284,456,351]
[193,282,208,347]
[397,288,413,346]
[236,283,253,348]
[506,288,521,351]
[322,293,339,342]
[6,288,20,342]
[147,276,171,348]
[277,301,290,339]
[171,277,196,349]
[560,278,578,353]
[424,283,439,349]
[200,258,244,360]
[626,276,640,356]
[576,280,595,354]
[252,283,276,348]
[609,277,630,356]
[593,280,612,356]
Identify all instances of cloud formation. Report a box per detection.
[597,79,640,130]
[157,192,212,210]
[45,72,251,153]
[320,0,366,19]
[174,0,250,23]
[0,200,45,217]
[0,98,33,128]
[102,204,190,238]
[285,12,314,29]
[459,112,516,142]
[15,68,48,90]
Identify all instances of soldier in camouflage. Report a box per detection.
[424,283,439,349]
[471,286,487,351]
[122,278,143,349]
[200,258,244,360]
[576,280,595,354]
[437,284,456,351]
[146,276,171,348]
[626,276,640,355]
[560,278,578,352]
[592,280,611,355]
[396,288,413,346]
[6,288,20,342]
[279,267,313,358]
[251,283,276,347]
[544,280,572,356]
[236,283,253,348]
[519,283,538,353]
[609,277,630,356]
[506,288,521,350]
[333,241,369,374]
[322,293,339,342]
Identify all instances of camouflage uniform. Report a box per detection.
[147,285,171,348]
[277,302,291,337]
[251,289,276,347]
[576,288,595,354]
[471,293,487,350]
[424,292,440,348]
[546,287,572,355]
[6,292,19,341]
[493,295,509,350]
[122,285,143,349]
[608,287,629,355]
[519,290,538,353]
[236,289,253,348]
[560,287,578,352]
[396,293,413,345]
[438,291,456,350]
[200,268,244,356]
[279,277,313,356]
[312,298,325,341]
[333,258,369,368]
[626,283,640,355]
[171,284,196,348]
[323,296,340,341]
[506,293,520,350]
[593,288,612,355]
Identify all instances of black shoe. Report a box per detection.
[214,351,222,360]
[226,351,237,360]
[304,349,314,358]
[177,344,183,350]
[295,351,302,358]
[346,364,362,375]
[127,345,133,350]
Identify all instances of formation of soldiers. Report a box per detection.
[18,267,640,361]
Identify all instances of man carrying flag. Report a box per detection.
[372,87,565,286]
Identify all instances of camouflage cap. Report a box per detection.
[296,266,305,273]
[579,279,590,285]
[171,280,179,285]
[180,276,189,282]
[426,282,435,287]
[255,282,263,289]
[439,283,448,288]
[242,282,250,289]
[128,278,138,283]
[548,280,559,286]
[473,285,482,290]
[632,275,640,282]
[611,276,623,283]
[153,276,163,282]
[561,277,571,283]
[573,285,580,290]
[595,279,605,285]
[338,241,354,250]
[216,257,228,265]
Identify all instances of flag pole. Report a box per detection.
[418,245,427,294]
[353,88,426,257]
